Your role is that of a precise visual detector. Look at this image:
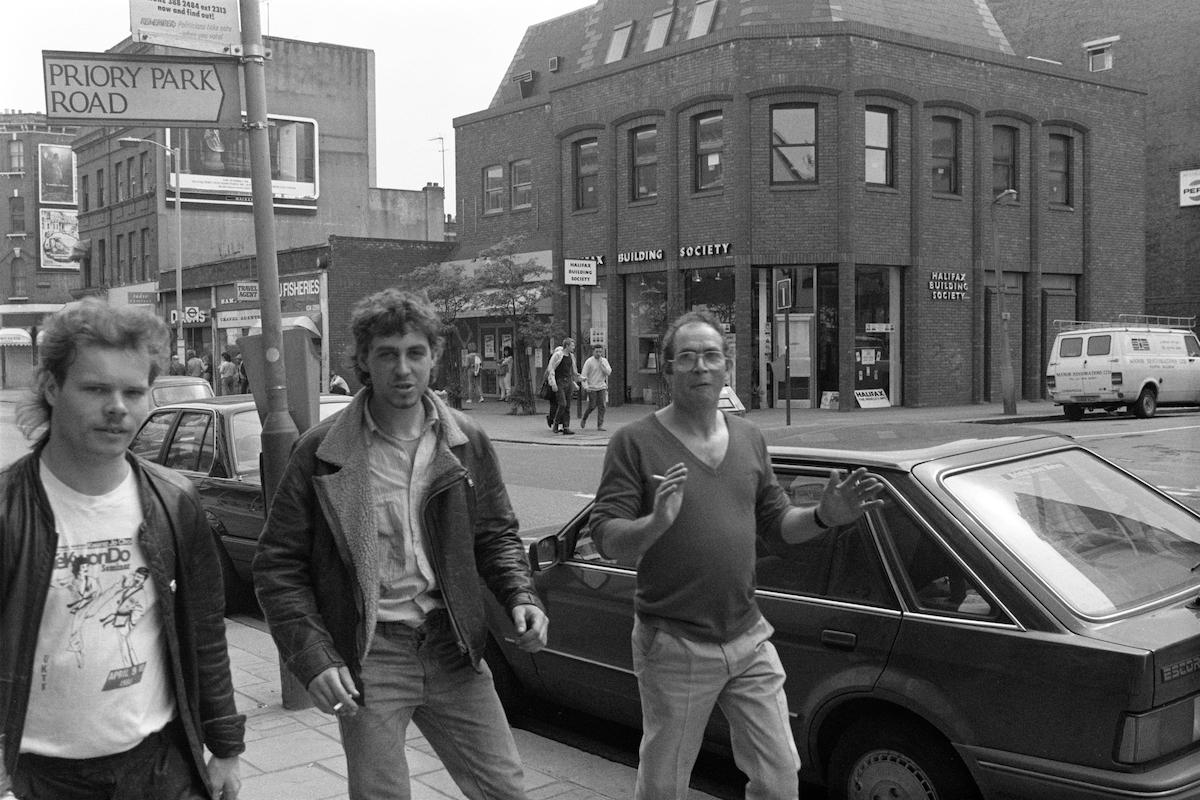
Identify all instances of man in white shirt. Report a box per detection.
[579,344,612,431]
[2,299,244,800]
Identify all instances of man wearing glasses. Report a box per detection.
[590,310,882,800]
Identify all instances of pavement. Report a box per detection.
[0,385,1063,799]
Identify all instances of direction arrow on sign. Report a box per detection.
[42,50,242,128]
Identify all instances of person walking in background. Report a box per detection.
[329,372,350,395]
[185,349,203,377]
[498,346,513,402]
[201,354,213,388]
[237,353,249,393]
[254,288,548,800]
[590,309,883,800]
[546,337,581,435]
[168,353,186,376]
[3,299,245,800]
[579,344,611,431]
[464,343,483,404]
[218,352,239,396]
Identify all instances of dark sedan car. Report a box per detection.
[484,423,1200,800]
[129,394,350,610]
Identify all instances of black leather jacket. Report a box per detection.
[253,389,543,693]
[0,444,246,787]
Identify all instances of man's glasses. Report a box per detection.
[669,350,726,370]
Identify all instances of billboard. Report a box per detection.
[166,115,319,209]
[38,143,77,205]
[40,208,80,270]
[128,0,242,56]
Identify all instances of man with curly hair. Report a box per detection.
[1,299,245,799]
[254,288,548,800]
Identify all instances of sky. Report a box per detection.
[1,0,596,215]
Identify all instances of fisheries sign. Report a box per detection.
[42,50,241,128]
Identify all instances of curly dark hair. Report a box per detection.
[660,309,731,371]
[347,288,444,386]
[17,299,169,440]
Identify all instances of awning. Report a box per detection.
[70,239,92,262]
[0,328,33,346]
[248,313,321,338]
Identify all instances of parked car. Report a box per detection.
[149,375,213,410]
[1046,315,1200,420]
[485,423,1200,800]
[129,394,351,610]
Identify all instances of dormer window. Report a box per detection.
[1082,35,1119,72]
[645,9,673,52]
[688,0,717,39]
[606,21,634,64]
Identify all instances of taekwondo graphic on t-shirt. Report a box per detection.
[20,462,175,759]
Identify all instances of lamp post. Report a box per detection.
[991,188,1019,415]
[119,136,183,360]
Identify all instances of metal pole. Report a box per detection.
[173,147,183,360]
[992,189,1018,415]
[785,304,791,426]
[240,0,305,710]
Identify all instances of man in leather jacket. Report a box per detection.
[0,299,244,799]
[253,288,548,800]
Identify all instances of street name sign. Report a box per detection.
[43,50,242,128]
[129,0,243,56]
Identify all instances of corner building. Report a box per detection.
[454,0,1145,410]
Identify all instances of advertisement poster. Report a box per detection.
[39,143,77,206]
[40,208,79,270]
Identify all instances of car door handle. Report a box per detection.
[821,630,857,651]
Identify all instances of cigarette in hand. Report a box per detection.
[333,702,344,712]
[652,474,666,481]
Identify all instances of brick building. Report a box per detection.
[988,0,1200,332]
[70,36,446,366]
[453,0,1146,410]
[0,112,80,387]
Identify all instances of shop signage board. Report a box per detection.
[776,278,792,311]
[42,50,242,128]
[1180,169,1200,207]
[129,0,243,55]
[564,258,598,286]
[854,388,891,408]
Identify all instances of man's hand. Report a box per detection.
[511,604,549,652]
[206,754,241,800]
[307,665,361,717]
[817,467,885,526]
[651,462,688,532]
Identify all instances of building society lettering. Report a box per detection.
[618,249,663,264]
[929,271,969,301]
[680,242,731,258]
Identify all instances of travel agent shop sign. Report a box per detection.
[129,0,243,56]
[42,50,241,128]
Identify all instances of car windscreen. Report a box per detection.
[153,383,214,406]
[943,449,1200,619]
[230,410,264,475]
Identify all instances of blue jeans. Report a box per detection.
[339,612,527,800]
[632,616,800,800]
[581,389,606,427]
[553,384,574,430]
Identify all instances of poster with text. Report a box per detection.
[40,208,80,270]
[39,143,77,206]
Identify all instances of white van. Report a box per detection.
[1046,315,1200,420]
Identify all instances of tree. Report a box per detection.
[473,237,562,415]
[394,261,475,409]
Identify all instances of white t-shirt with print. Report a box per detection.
[21,460,176,758]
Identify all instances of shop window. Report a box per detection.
[631,126,658,200]
[626,273,668,403]
[865,107,893,187]
[688,0,717,39]
[574,138,599,210]
[483,165,503,214]
[9,196,24,233]
[931,116,959,194]
[992,126,1017,198]
[605,21,633,63]
[96,168,106,207]
[1048,134,1072,206]
[694,112,724,191]
[6,140,23,172]
[645,9,673,52]
[771,105,817,184]
[80,174,89,212]
[511,159,532,209]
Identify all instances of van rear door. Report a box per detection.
[1080,333,1116,399]
[1051,335,1086,395]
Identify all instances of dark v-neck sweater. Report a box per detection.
[591,412,791,643]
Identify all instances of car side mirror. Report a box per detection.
[529,534,560,572]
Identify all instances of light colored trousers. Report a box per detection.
[632,615,800,800]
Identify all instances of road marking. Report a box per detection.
[574,492,595,499]
[1073,424,1200,441]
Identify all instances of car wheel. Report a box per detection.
[211,527,256,614]
[828,716,981,800]
[484,634,526,713]
[1063,404,1085,421]
[1131,386,1157,419]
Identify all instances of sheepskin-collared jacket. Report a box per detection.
[0,443,246,788]
[252,388,542,692]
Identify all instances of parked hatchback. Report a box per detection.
[129,394,351,610]
[149,375,213,410]
[484,423,1200,800]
